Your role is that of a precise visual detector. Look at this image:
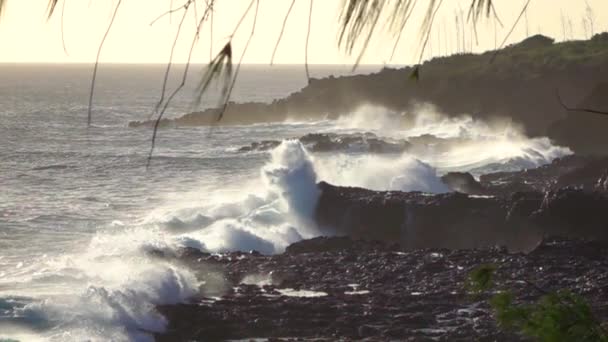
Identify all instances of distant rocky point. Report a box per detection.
[130,34,608,155]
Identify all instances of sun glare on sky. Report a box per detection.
[0,0,606,64]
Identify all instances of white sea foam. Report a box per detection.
[335,104,572,174]
[0,104,573,341]
[1,228,198,341]
[314,153,449,193]
[171,140,318,255]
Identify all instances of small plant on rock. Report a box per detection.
[467,265,608,342]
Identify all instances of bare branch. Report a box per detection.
[270,0,296,66]
[150,0,190,26]
[556,89,608,116]
[217,0,260,122]
[147,2,214,169]
[87,0,123,127]
[230,0,256,38]
[491,0,530,63]
[414,0,444,76]
[61,0,69,55]
[490,2,504,28]
[152,1,191,118]
[389,0,418,62]
[305,0,313,82]
[209,0,213,62]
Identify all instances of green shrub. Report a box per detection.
[467,265,608,342]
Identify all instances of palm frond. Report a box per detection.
[193,42,233,111]
[47,0,59,19]
[339,0,497,59]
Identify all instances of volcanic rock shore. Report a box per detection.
[153,155,608,341]
[155,237,608,341]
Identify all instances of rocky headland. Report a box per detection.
[153,154,608,341]
[131,34,608,155]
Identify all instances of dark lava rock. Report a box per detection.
[152,155,608,340]
[236,132,411,154]
[441,172,487,195]
[299,132,410,153]
[532,188,608,239]
[315,176,608,251]
[155,237,608,342]
[237,140,281,152]
[285,236,397,254]
[315,181,537,251]
[479,155,608,195]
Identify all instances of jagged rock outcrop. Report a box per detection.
[479,155,608,194]
[237,132,411,154]
[315,181,542,251]
[316,156,608,251]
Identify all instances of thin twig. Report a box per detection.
[193,0,199,29]
[87,0,122,127]
[61,0,69,55]
[490,0,530,63]
[230,0,256,38]
[152,2,191,117]
[417,0,444,64]
[270,0,296,66]
[389,0,418,62]
[490,2,504,28]
[150,0,190,26]
[305,0,313,83]
[209,0,213,63]
[556,89,608,116]
[217,0,260,122]
[147,3,213,169]
[352,1,381,71]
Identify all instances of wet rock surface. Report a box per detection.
[237,132,411,154]
[316,155,608,250]
[440,172,487,195]
[478,155,608,195]
[153,156,608,341]
[156,237,608,341]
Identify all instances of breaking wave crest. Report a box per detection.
[1,105,572,341]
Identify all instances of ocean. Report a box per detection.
[0,63,571,341]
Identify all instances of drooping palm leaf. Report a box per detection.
[47,0,59,19]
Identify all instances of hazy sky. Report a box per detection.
[0,0,606,64]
